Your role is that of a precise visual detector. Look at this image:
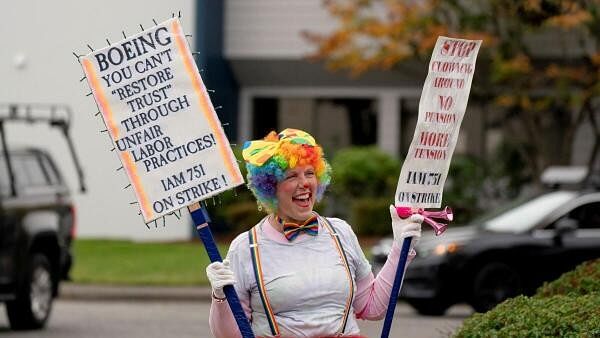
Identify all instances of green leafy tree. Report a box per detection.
[305,0,600,180]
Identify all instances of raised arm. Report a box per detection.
[353,210,423,320]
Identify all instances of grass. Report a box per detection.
[72,238,375,286]
[72,239,229,286]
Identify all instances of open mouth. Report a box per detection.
[292,192,312,208]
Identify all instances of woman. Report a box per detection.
[207,129,423,338]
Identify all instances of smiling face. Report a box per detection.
[276,165,318,223]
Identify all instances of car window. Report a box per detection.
[567,202,600,229]
[17,155,49,187]
[39,153,61,185]
[469,193,535,225]
[483,191,577,233]
[0,153,50,195]
[0,156,10,195]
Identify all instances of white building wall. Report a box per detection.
[1,0,195,241]
[224,0,335,58]
[225,0,421,158]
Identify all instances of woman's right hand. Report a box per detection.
[206,259,236,299]
[389,205,423,252]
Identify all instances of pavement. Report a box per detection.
[59,282,213,302]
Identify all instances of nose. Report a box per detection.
[299,174,310,188]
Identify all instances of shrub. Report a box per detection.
[330,146,400,199]
[328,147,400,221]
[454,294,600,337]
[536,258,600,298]
[349,198,391,236]
[454,259,600,337]
[443,155,487,224]
[223,201,265,233]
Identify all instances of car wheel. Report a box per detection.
[6,254,55,330]
[406,299,449,316]
[470,262,521,313]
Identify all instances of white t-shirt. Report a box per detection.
[226,215,372,337]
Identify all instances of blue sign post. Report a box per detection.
[189,203,255,338]
[380,237,412,338]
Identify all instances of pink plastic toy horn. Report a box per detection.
[395,206,453,236]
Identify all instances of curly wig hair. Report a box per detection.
[244,130,331,213]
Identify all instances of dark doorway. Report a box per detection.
[328,98,377,145]
[252,97,278,138]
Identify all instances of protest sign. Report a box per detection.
[81,18,244,222]
[395,36,482,208]
[382,37,482,338]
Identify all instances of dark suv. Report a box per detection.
[0,104,85,329]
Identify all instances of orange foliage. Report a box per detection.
[303,0,600,180]
[306,0,598,81]
[547,9,593,29]
[592,53,600,66]
[495,94,517,107]
[523,0,542,12]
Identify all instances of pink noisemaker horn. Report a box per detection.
[395,206,453,236]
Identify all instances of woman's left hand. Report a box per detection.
[389,205,424,252]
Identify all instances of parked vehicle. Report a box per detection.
[370,167,600,315]
[0,104,85,329]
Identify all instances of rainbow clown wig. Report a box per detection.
[242,128,332,213]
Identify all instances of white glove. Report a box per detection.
[206,259,235,299]
[390,205,424,252]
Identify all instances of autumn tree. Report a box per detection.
[305,0,600,183]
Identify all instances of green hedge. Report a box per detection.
[330,146,400,199]
[455,294,600,337]
[349,198,391,236]
[455,259,600,337]
[222,201,264,233]
[536,258,600,298]
[329,147,397,235]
